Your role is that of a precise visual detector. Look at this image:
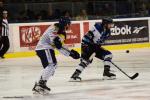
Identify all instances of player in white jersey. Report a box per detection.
[32,17,80,94]
[70,18,116,81]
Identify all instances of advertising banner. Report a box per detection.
[65,23,81,44]
[105,20,149,45]
[19,25,49,47]
[19,23,81,49]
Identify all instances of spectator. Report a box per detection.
[36,13,42,22]
[47,9,54,20]
[53,9,61,19]
[76,9,88,20]
[40,10,48,20]
[102,3,113,16]
[26,9,35,20]
[63,10,72,18]
[19,10,28,22]
[139,3,149,17]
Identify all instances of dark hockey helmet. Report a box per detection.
[102,18,113,25]
[59,16,71,27]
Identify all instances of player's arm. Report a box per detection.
[53,36,80,59]
[100,29,111,43]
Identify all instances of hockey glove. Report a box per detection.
[69,49,80,59]
[53,37,62,49]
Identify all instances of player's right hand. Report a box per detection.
[69,49,80,59]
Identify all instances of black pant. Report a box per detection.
[0,36,10,57]
[36,49,57,68]
[81,43,112,61]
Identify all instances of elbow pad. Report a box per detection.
[53,37,62,49]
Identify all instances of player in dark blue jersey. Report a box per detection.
[70,18,116,81]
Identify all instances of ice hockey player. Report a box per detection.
[32,17,80,95]
[70,18,116,81]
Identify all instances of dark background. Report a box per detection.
[0,0,150,23]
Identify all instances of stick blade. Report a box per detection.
[131,73,139,80]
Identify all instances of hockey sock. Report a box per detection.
[38,64,56,82]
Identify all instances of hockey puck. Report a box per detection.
[126,50,129,53]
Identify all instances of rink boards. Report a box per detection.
[5,17,150,58]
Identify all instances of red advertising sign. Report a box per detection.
[19,23,81,48]
[19,25,49,47]
[65,23,81,44]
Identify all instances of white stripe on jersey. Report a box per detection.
[45,49,53,63]
[1,19,9,36]
[91,25,102,44]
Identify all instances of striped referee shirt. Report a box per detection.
[0,19,9,36]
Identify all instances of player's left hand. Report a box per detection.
[70,49,80,59]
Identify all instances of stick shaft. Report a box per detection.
[110,61,132,79]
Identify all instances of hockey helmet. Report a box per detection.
[102,18,113,25]
[59,16,71,27]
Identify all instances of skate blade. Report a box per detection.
[33,90,50,95]
[102,76,116,80]
[33,86,50,95]
[69,78,81,82]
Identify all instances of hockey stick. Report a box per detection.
[110,61,139,80]
[61,47,96,61]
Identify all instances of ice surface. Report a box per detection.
[0,48,150,100]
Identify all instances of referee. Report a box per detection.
[0,10,10,59]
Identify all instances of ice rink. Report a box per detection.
[0,48,150,100]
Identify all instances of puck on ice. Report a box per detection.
[126,50,129,53]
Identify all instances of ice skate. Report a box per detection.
[69,76,81,82]
[32,80,51,95]
[69,70,82,82]
[103,65,116,80]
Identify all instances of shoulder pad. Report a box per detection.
[94,23,103,33]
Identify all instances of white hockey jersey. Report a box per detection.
[35,25,65,50]
[35,25,70,56]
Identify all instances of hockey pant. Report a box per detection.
[76,44,112,71]
[36,49,57,81]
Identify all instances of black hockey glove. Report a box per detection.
[53,37,62,49]
[69,49,80,59]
